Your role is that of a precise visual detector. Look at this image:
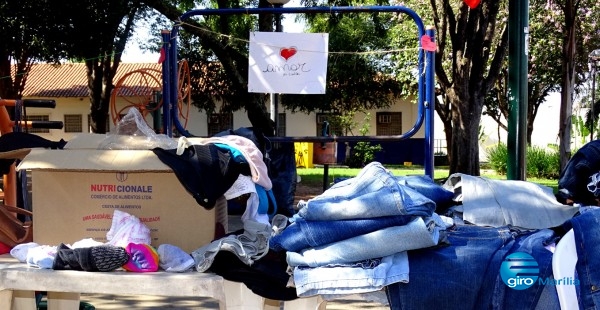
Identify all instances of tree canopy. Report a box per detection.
[391,0,507,175]
[0,0,67,99]
[0,0,146,133]
[142,0,414,137]
[5,0,599,177]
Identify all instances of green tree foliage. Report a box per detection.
[283,2,404,114]
[393,0,507,176]
[552,0,600,171]
[0,0,67,99]
[54,0,145,133]
[142,0,409,136]
[483,1,563,145]
[484,0,600,150]
[142,0,276,136]
[0,0,146,134]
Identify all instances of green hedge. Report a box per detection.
[486,143,560,179]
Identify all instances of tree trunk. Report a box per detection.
[449,93,483,176]
[558,0,578,172]
[86,55,116,134]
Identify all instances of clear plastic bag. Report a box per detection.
[98,108,178,150]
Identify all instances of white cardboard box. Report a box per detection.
[18,148,226,253]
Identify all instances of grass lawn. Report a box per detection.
[296,165,559,193]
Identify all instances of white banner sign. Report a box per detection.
[248,32,328,94]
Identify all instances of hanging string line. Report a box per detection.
[0,20,425,81]
[172,20,421,56]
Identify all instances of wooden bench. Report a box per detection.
[0,254,325,310]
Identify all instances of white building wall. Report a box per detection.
[432,92,590,162]
[24,94,427,142]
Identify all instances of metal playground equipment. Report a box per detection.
[160,5,436,178]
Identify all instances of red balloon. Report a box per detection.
[464,0,480,9]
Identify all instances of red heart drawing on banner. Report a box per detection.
[280,47,297,61]
[464,0,480,9]
[420,35,437,52]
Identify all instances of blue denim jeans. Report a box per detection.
[563,208,600,309]
[296,162,436,221]
[444,173,578,229]
[292,251,409,298]
[395,175,455,209]
[286,214,445,267]
[386,224,557,310]
[269,215,413,252]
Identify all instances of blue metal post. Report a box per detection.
[169,29,179,136]
[424,26,436,180]
[161,30,172,137]
[168,6,435,174]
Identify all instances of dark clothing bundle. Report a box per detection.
[0,132,67,174]
[152,143,250,209]
[208,245,298,301]
[557,139,600,205]
[52,244,129,272]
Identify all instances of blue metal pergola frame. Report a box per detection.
[161,5,436,178]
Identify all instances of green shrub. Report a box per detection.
[487,143,560,179]
[344,141,383,168]
[527,146,560,179]
[486,143,508,175]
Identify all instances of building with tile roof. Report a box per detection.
[23,63,161,98]
[19,62,427,165]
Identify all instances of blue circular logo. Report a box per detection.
[500,252,539,290]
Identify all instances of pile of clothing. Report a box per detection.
[10,209,195,273]
[270,162,450,299]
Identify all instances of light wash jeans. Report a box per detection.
[296,162,436,221]
[191,220,271,272]
[443,173,578,229]
[292,251,408,298]
[286,214,445,267]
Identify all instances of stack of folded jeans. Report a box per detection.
[270,162,452,299]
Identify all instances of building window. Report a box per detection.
[316,113,342,136]
[434,139,448,155]
[376,112,402,135]
[262,113,287,137]
[276,113,286,137]
[208,113,233,136]
[64,114,83,133]
[24,115,50,133]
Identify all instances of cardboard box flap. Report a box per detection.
[64,133,108,149]
[0,148,31,160]
[17,149,171,172]
[65,133,178,150]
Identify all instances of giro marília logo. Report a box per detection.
[500,252,539,290]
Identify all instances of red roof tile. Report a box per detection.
[23,63,162,98]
